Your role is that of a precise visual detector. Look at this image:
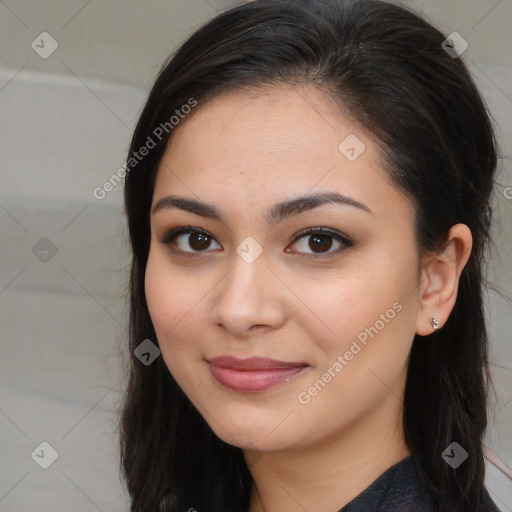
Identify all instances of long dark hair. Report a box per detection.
[119,1,500,510]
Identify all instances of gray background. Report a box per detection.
[0,0,510,511]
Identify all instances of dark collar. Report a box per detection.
[338,456,436,512]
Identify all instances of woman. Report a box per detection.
[119,0,503,510]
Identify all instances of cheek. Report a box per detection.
[291,249,418,355]
[145,251,173,333]
[144,249,199,363]
[145,246,197,332]
[293,270,417,424]
[144,247,221,404]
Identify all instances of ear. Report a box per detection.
[415,224,473,335]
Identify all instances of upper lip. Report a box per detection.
[207,356,308,370]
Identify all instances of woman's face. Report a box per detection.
[145,85,424,452]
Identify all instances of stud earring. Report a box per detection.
[429,316,439,330]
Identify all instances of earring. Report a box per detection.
[429,317,439,330]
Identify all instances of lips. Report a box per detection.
[206,356,309,392]
[207,355,307,370]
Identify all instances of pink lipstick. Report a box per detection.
[207,356,309,392]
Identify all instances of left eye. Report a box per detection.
[288,227,352,257]
[160,226,352,258]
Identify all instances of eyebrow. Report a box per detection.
[151,191,373,225]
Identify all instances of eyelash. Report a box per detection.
[159,225,354,260]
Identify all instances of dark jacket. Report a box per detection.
[338,455,502,512]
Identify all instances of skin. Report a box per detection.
[145,84,472,512]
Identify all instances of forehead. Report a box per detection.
[152,85,412,224]
[171,87,367,159]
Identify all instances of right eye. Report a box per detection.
[160,226,222,256]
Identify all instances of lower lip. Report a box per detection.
[208,363,307,392]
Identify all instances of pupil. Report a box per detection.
[310,235,332,252]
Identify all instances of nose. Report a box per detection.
[209,252,286,337]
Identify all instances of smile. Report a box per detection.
[207,356,310,392]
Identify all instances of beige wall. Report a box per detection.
[0,0,510,87]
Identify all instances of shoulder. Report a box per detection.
[340,456,437,512]
[339,456,503,512]
[386,458,503,512]
[380,456,437,512]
